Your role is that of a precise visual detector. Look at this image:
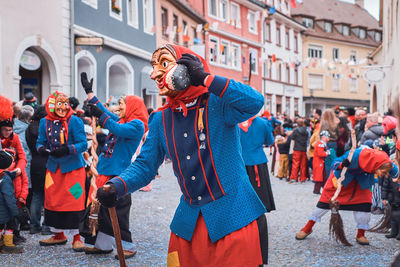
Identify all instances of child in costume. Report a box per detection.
[97,44,266,266]
[312,130,330,194]
[36,92,87,251]
[296,147,398,245]
[80,72,148,259]
[239,115,275,265]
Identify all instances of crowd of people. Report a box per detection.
[0,43,400,266]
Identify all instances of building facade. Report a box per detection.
[370,0,400,114]
[74,0,157,108]
[262,0,306,117]
[0,0,71,103]
[292,0,382,116]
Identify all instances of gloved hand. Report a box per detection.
[81,72,93,94]
[176,53,210,87]
[97,183,118,208]
[50,146,69,158]
[38,147,50,156]
[341,158,351,168]
[87,104,104,118]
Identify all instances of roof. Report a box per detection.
[291,0,381,47]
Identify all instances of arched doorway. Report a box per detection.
[372,85,377,113]
[14,35,61,103]
[75,50,97,103]
[106,55,134,100]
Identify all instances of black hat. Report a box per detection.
[0,150,13,169]
[0,118,13,128]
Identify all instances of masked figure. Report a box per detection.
[96,44,266,266]
[36,91,87,251]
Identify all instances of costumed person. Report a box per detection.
[239,114,275,265]
[295,147,399,245]
[36,92,87,251]
[0,106,29,244]
[312,130,330,194]
[96,44,266,266]
[80,72,148,259]
[289,118,309,184]
[22,92,38,110]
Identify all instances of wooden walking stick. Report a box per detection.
[88,116,100,236]
[103,184,126,267]
[328,129,356,246]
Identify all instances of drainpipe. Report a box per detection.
[70,0,75,96]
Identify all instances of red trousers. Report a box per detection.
[290,151,308,182]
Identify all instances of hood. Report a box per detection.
[119,95,149,132]
[359,148,391,173]
[369,124,384,136]
[13,119,28,135]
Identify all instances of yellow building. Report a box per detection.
[292,0,381,115]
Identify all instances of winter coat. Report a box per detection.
[0,171,19,224]
[291,126,309,152]
[312,140,328,182]
[380,177,400,206]
[360,124,384,145]
[355,119,366,144]
[13,119,31,184]
[26,120,48,192]
[308,127,320,158]
[1,134,29,202]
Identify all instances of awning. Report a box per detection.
[141,66,158,95]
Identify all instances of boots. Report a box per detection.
[385,220,398,238]
[39,232,67,246]
[1,234,24,253]
[356,229,369,245]
[72,234,85,252]
[296,220,315,240]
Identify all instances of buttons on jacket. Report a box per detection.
[186,155,191,160]
[191,176,196,181]
[184,133,188,138]
[197,196,202,201]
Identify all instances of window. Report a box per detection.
[231,43,240,69]
[375,31,382,42]
[248,11,257,34]
[302,17,313,28]
[349,77,357,92]
[250,49,258,74]
[82,0,97,9]
[294,34,298,52]
[324,22,332,32]
[143,0,154,34]
[220,40,229,65]
[308,45,323,58]
[276,25,281,46]
[127,0,139,28]
[264,59,271,79]
[173,14,179,43]
[209,0,218,17]
[286,98,291,115]
[285,30,289,49]
[220,0,228,21]
[183,20,188,47]
[332,48,339,61]
[343,25,350,36]
[286,65,290,83]
[308,74,323,90]
[161,7,168,38]
[359,28,366,39]
[110,0,122,20]
[265,21,271,42]
[332,76,340,91]
[294,68,298,85]
[277,62,281,81]
[209,36,218,63]
[350,50,357,63]
[230,2,241,27]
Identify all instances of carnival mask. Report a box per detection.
[150,47,191,97]
[55,94,70,118]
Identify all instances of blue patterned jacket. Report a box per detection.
[110,76,266,242]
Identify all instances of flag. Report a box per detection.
[183,35,190,42]
[196,24,203,32]
[194,38,202,44]
[290,0,297,8]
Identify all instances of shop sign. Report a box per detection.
[20,50,41,71]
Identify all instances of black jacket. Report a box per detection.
[26,120,48,192]
[380,177,400,207]
[292,127,309,152]
[277,135,291,154]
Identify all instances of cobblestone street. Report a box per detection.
[3,157,399,266]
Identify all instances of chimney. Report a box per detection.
[355,0,364,8]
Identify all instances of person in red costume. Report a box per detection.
[312,130,330,194]
[296,147,398,245]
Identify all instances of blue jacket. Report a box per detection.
[110,76,266,242]
[0,171,19,224]
[333,148,399,190]
[240,117,274,166]
[13,119,31,182]
[36,115,87,174]
[88,96,145,176]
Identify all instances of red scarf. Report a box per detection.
[44,91,74,142]
[359,148,391,173]
[239,116,256,132]
[119,95,149,132]
[156,45,209,117]
[262,110,271,120]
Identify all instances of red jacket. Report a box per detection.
[1,133,29,202]
[312,140,328,182]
